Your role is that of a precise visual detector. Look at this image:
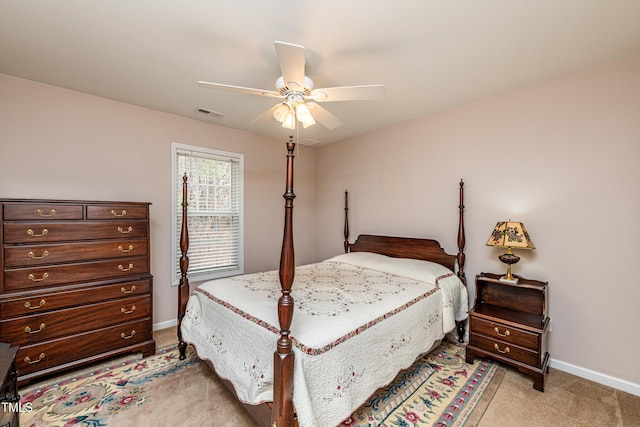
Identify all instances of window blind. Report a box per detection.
[175,148,242,280]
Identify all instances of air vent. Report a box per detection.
[298,138,322,147]
[196,107,226,118]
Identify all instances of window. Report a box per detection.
[172,142,244,284]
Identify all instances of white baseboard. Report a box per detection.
[550,357,640,397]
[153,318,177,331]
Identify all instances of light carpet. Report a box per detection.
[20,341,504,427]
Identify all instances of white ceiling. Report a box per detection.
[2,1,640,145]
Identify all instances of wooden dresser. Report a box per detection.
[0,199,155,383]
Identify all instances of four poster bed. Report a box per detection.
[177,140,469,427]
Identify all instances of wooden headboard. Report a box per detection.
[343,180,466,284]
[347,234,458,272]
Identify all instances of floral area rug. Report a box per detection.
[20,341,501,427]
[20,345,200,427]
[342,341,502,427]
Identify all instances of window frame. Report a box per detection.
[171,142,244,285]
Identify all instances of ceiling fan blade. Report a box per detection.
[274,41,306,91]
[250,104,279,125]
[306,102,343,129]
[198,81,282,98]
[309,84,385,102]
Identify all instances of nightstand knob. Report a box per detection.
[494,326,510,337]
[494,343,510,354]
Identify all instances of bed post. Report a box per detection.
[456,179,466,343]
[457,179,466,285]
[272,138,296,427]
[178,173,190,360]
[343,190,349,253]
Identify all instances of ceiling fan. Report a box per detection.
[198,41,385,130]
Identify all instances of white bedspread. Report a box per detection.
[181,252,468,427]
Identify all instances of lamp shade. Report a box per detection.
[486,221,535,249]
[273,102,291,123]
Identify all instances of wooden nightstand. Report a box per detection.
[465,272,550,391]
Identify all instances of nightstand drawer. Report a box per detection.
[470,332,539,367]
[470,316,539,350]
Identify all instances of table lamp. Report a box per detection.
[486,221,535,283]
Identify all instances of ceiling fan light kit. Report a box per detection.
[273,102,292,123]
[198,41,385,131]
[295,102,315,128]
[272,93,315,129]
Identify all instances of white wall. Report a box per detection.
[0,73,315,328]
[314,54,640,389]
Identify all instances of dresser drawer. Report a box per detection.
[3,221,148,244]
[470,316,539,350]
[16,318,152,376]
[3,203,83,221]
[3,256,149,290]
[1,295,150,344]
[0,279,151,318]
[470,332,539,367]
[86,205,148,220]
[4,239,148,267]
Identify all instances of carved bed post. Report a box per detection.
[456,179,466,343]
[343,190,349,253]
[272,138,296,427]
[178,173,190,360]
[457,179,466,285]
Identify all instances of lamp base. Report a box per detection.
[498,250,520,284]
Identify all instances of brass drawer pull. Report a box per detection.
[27,228,48,237]
[117,226,133,234]
[121,285,137,294]
[121,305,136,314]
[118,263,134,272]
[121,330,136,340]
[494,326,510,337]
[28,272,49,282]
[111,209,127,217]
[118,244,134,253]
[36,209,56,217]
[28,250,49,260]
[494,343,510,354]
[24,353,46,365]
[25,299,46,310]
[25,323,46,334]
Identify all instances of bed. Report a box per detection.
[177,139,468,427]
